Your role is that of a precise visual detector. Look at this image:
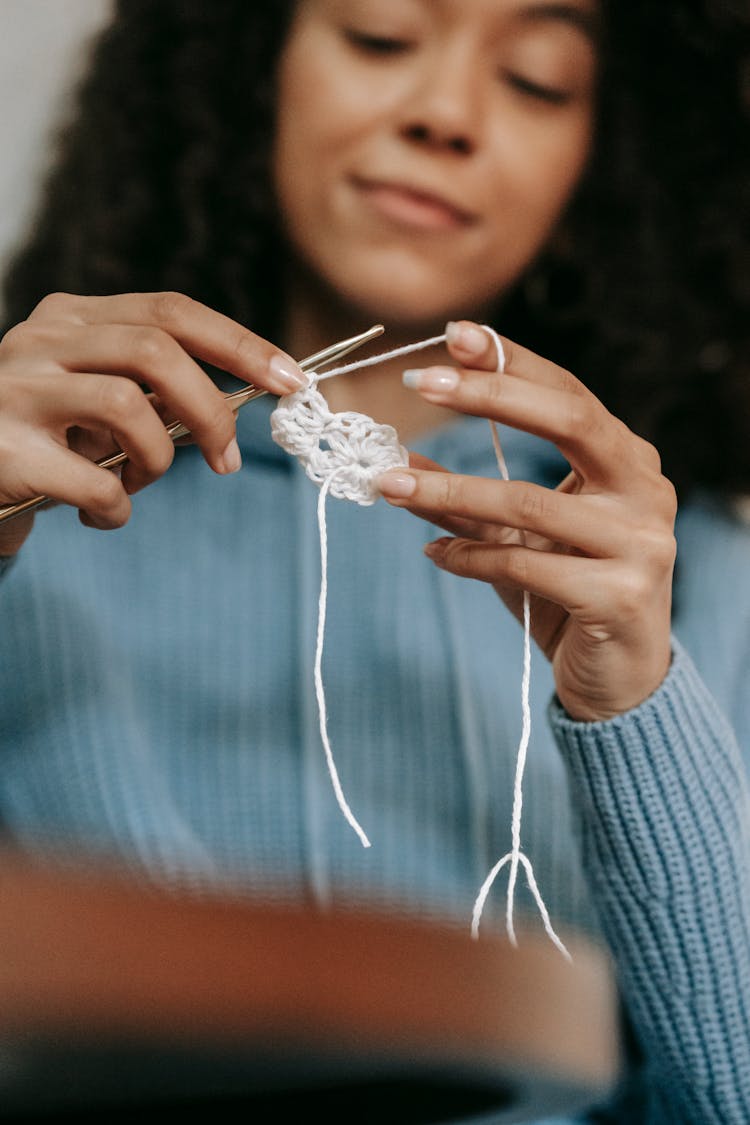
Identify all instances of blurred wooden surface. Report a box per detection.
[0,853,621,1122]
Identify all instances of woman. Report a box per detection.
[0,1,749,1120]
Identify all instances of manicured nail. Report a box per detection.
[403,366,459,393]
[219,437,242,474]
[446,320,489,356]
[377,471,417,499]
[269,353,306,393]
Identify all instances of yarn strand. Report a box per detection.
[272,326,570,957]
[470,326,570,960]
[315,472,371,848]
[273,337,443,847]
[318,335,447,382]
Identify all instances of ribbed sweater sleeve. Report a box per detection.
[549,639,750,1123]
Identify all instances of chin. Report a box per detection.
[344,288,499,336]
[323,264,500,333]
[287,233,509,333]
[342,291,455,331]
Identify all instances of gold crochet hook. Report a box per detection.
[0,323,385,525]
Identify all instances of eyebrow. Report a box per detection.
[518,2,602,45]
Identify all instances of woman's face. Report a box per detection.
[273,0,599,328]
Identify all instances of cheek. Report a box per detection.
[487,116,592,258]
[273,47,327,206]
[529,113,592,213]
[273,38,365,226]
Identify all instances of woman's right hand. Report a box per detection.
[0,291,305,556]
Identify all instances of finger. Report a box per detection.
[47,327,241,474]
[404,453,525,542]
[413,507,526,547]
[140,393,197,447]
[556,469,583,495]
[445,320,503,373]
[10,434,132,529]
[377,469,629,557]
[39,371,179,489]
[407,505,486,541]
[67,425,178,494]
[446,325,592,397]
[402,452,518,540]
[409,366,642,488]
[67,424,123,466]
[424,536,607,615]
[0,368,175,483]
[29,291,306,396]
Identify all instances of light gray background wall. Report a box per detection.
[0,0,113,316]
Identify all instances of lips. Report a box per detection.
[351,176,477,230]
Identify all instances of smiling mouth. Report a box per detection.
[352,177,476,231]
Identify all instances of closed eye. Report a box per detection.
[344,29,413,56]
[504,71,571,106]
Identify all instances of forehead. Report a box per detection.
[307,0,600,20]
[301,0,601,40]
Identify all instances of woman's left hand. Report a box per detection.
[377,321,678,722]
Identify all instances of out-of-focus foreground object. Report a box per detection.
[0,852,621,1123]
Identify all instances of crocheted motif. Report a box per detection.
[271,378,408,504]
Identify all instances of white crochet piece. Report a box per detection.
[271,378,408,505]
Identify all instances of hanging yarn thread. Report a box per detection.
[270,336,446,844]
[272,379,408,848]
[471,327,571,961]
[271,336,444,844]
[270,329,569,959]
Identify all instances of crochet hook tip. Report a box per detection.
[298,324,385,376]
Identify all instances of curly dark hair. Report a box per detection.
[3,0,749,496]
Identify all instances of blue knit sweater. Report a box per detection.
[1,396,748,1122]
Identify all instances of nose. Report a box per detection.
[398,48,482,157]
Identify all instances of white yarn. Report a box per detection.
[271,338,435,847]
[271,378,408,505]
[472,326,570,961]
[316,335,447,383]
[314,472,371,848]
[270,328,569,959]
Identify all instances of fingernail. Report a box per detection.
[377,471,417,499]
[403,366,459,394]
[445,321,489,356]
[424,539,447,562]
[219,437,242,474]
[269,353,306,393]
